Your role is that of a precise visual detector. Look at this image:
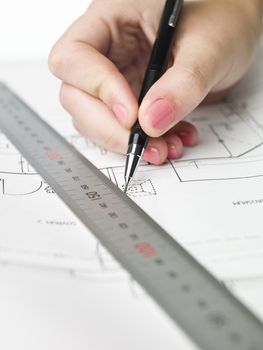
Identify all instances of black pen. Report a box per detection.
[124,0,183,193]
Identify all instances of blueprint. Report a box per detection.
[1,43,263,349]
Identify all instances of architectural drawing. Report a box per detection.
[1,77,263,288]
[98,99,263,187]
[171,100,263,182]
[102,167,157,197]
[1,43,263,346]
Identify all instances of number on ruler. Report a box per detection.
[86,191,101,201]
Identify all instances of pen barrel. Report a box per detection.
[138,0,183,105]
[131,66,170,148]
[138,68,162,105]
[128,0,183,150]
[148,0,182,69]
[129,121,149,148]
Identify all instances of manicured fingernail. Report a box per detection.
[146,99,175,130]
[112,103,128,125]
[167,144,178,159]
[143,146,161,164]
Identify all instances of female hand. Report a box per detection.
[49,0,263,164]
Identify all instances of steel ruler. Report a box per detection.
[0,82,262,350]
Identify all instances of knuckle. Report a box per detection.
[84,66,116,101]
[48,48,61,76]
[48,45,67,77]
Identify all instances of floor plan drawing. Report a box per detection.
[1,45,263,350]
[170,100,263,182]
[98,98,263,186]
[1,68,263,285]
[102,166,157,197]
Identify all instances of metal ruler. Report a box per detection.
[0,81,263,350]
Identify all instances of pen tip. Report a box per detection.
[124,183,129,194]
[124,179,131,194]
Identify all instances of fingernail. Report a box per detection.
[112,103,128,126]
[143,146,161,164]
[146,99,175,130]
[167,144,178,159]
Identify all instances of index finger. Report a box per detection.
[48,8,138,129]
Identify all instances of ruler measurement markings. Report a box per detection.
[1,82,263,350]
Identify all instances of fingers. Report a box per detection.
[60,83,167,164]
[163,121,198,160]
[143,138,168,165]
[171,121,198,147]
[138,1,245,138]
[138,37,226,138]
[164,134,183,160]
[143,121,198,163]
[49,12,138,129]
[60,83,129,154]
[60,83,197,165]
[138,0,263,139]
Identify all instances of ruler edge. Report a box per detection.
[1,81,263,345]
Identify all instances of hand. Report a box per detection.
[49,0,263,164]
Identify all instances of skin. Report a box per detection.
[49,0,263,164]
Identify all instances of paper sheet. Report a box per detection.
[1,43,263,349]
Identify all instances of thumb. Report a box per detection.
[138,37,230,138]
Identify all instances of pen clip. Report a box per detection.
[168,1,182,28]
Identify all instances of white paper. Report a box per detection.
[1,43,263,349]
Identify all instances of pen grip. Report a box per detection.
[138,68,162,105]
[129,120,148,147]
[129,69,162,147]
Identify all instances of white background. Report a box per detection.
[0,0,92,61]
